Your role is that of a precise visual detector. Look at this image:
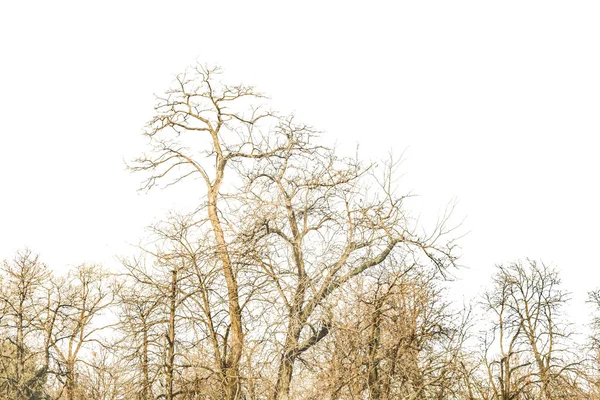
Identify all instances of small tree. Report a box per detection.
[315,265,471,400]
[482,260,579,400]
[0,249,50,399]
[115,277,162,400]
[49,265,115,400]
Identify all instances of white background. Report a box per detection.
[1,1,599,325]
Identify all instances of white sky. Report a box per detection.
[1,1,599,324]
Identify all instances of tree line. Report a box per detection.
[1,64,599,399]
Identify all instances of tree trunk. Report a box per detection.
[16,304,25,396]
[166,269,177,400]
[208,192,243,400]
[65,364,75,400]
[142,325,150,400]
[273,316,305,400]
[274,353,294,400]
[367,301,382,400]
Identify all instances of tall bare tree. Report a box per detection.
[132,65,284,399]
[240,146,458,399]
[132,63,459,399]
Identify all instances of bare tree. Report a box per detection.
[313,265,471,400]
[0,249,50,399]
[583,289,600,399]
[482,260,579,400]
[132,63,459,399]
[120,215,231,400]
[132,65,285,400]
[241,147,459,399]
[121,258,185,400]
[77,346,124,400]
[49,265,115,400]
[116,277,162,400]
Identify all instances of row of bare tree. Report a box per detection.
[2,250,600,399]
[1,64,599,399]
